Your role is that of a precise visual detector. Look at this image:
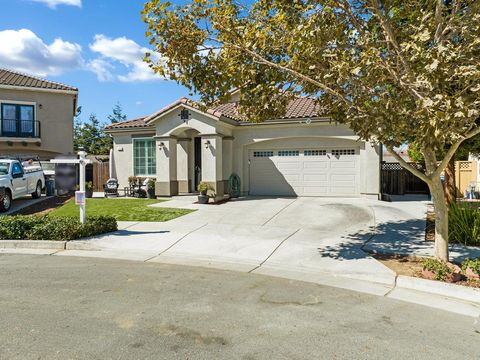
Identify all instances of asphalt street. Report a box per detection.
[0,254,479,359]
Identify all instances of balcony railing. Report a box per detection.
[0,119,41,138]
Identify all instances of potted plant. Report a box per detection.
[85,181,94,198]
[147,178,156,199]
[197,181,214,204]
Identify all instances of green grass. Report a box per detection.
[50,198,193,222]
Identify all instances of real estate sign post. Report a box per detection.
[51,150,91,224]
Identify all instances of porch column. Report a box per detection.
[177,138,191,193]
[222,137,234,193]
[155,136,178,196]
[201,134,224,199]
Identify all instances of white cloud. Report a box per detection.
[135,101,143,106]
[87,58,114,82]
[0,29,84,77]
[89,34,162,82]
[31,0,81,9]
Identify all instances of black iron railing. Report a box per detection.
[0,119,41,138]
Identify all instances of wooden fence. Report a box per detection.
[381,162,430,195]
[85,158,110,192]
[455,161,478,196]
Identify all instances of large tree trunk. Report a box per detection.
[429,176,449,261]
[444,156,456,205]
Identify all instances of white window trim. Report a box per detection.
[132,137,156,177]
[0,100,37,121]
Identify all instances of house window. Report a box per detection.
[278,150,299,157]
[304,150,327,156]
[1,103,35,137]
[332,149,356,156]
[133,138,156,176]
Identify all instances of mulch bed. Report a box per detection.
[14,194,73,216]
[372,253,480,289]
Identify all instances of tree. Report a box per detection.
[74,113,112,155]
[143,0,480,261]
[108,102,127,124]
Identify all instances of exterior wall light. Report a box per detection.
[205,140,211,149]
[159,142,165,149]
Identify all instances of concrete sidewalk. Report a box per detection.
[363,203,480,262]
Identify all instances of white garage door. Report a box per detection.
[249,148,360,196]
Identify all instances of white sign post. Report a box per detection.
[51,150,91,224]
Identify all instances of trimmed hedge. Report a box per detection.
[0,215,117,241]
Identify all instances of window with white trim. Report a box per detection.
[278,150,299,157]
[304,150,327,156]
[133,138,156,176]
[253,151,274,157]
[332,149,356,156]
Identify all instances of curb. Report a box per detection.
[0,240,66,250]
[396,275,480,304]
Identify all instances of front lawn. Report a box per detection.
[50,198,193,222]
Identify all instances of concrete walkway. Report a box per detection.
[61,196,430,296]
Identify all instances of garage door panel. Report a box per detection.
[303,174,328,181]
[249,148,359,197]
[330,160,357,169]
[303,161,329,170]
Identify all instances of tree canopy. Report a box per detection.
[142,0,480,261]
[74,104,127,155]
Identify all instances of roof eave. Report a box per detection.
[0,84,78,95]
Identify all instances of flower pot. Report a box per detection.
[147,188,156,199]
[85,189,93,198]
[197,194,209,204]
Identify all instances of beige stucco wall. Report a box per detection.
[0,88,76,159]
[110,108,381,197]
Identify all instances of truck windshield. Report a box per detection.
[0,162,9,175]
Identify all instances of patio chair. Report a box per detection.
[104,178,119,197]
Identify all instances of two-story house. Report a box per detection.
[0,68,78,160]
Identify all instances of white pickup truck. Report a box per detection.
[0,160,45,212]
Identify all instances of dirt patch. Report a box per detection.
[14,194,73,216]
[373,253,480,289]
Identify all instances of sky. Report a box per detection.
[0,0,191,124]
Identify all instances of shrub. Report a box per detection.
[461,258,480,276]
[0,215,117,241]
[449,203,480,246]
[197,181,214,195]
[422,259,453,281]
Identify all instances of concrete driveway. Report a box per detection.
[63,196,428,296]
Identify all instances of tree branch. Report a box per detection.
[434,126,480,177]
[385,145,431,184]
[371,0,413,76]
[434,0,445,43]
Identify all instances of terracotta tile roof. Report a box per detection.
[104,116,150,130]
[211,97,324,122]
[0,68,78,92]
[105,96,325,131]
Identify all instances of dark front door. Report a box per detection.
[194,137,202,190]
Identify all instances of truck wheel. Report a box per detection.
[0,190,11,212]
[32,181,42,199]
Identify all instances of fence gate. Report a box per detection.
[381,162,430,195]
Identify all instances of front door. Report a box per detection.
[194,137,202,190]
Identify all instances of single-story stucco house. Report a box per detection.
[105,90,380,199]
